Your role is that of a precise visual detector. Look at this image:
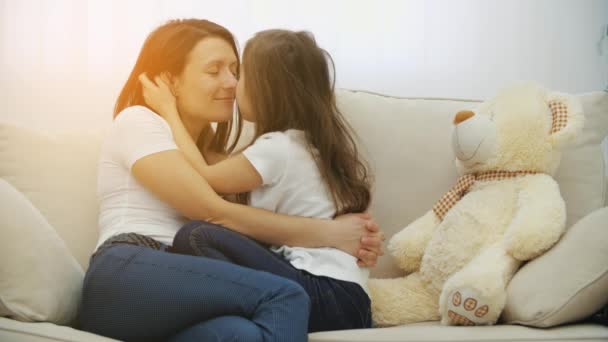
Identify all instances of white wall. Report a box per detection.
[603,137,608,178]
[0,0,606,132]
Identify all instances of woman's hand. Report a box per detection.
[138,73,180,122]
[332,213,385,267]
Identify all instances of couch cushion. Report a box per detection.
[0,124,101,269]
[335,89,608,278]
[308,321,608,342]
[502,206,608,327]
[336,90,474,278]
[0,179,84,325]
[553,92,608,227]
[0,89,605,278]
[0,317,119,342]
[2,317,607,342]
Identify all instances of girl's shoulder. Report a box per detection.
[258,129,305,141]
[255,130,288,141]
[254,130,308,149]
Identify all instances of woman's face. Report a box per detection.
[172,37,238,123]
[236,63,255,122]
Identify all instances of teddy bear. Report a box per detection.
[369,82,585,326]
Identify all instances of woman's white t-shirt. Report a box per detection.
[96,108,369,293]
[242,129,369,294]
[96,106,186,250]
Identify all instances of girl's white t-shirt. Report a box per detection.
[96,106,187,250]
[242,129,370,294]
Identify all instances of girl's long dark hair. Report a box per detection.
[240,30,372,215]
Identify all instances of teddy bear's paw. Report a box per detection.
[443,289,492,326]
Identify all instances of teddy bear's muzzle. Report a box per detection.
[451,113,497,166]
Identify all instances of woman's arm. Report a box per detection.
[140,74,258,194]
[132,150,382,264]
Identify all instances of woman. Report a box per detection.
[77,19,383,342]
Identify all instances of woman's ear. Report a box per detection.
[161,72,179,97]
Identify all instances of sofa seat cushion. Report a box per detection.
[308,321,608,342]
[0,317,119,342]
[3,318,607,342]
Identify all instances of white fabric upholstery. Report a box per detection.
[0,125,101,269]
[0,89,606,340]
[502,207,608,327]
[0,317,119,342]
[309,321,608,342]
[336,89,608,278]
[0,179,83,325]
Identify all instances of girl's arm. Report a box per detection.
[140,74,258,194]
[138,74,383,263]
[132,150,382,263]
[197,126,228,165]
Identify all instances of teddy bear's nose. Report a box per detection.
[453,110,475,125]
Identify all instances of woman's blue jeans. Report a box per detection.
[172,221,372,332]
[78,243,310,342]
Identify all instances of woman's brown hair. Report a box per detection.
[240,29,371,215]
[114,18,242,154]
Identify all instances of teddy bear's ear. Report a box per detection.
[545,92,585,148]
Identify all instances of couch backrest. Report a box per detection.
[1,90,606,276]
[0,125,101,270]
[336,89,608,277]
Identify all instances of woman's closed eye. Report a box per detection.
[206,68,219,75]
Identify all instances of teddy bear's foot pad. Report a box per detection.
[445,290,491,326]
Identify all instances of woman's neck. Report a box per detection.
[180,114,208,142]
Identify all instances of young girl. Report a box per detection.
[140,29,375,332]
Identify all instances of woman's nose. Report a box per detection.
[453,110,475,125]
[223,70,237,89]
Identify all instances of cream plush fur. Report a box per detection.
[368,82,585,327]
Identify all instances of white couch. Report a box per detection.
[1,89,607,341]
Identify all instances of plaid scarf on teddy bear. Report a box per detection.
[432,171,541,221]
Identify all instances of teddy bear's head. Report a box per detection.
[451,82,584,176]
